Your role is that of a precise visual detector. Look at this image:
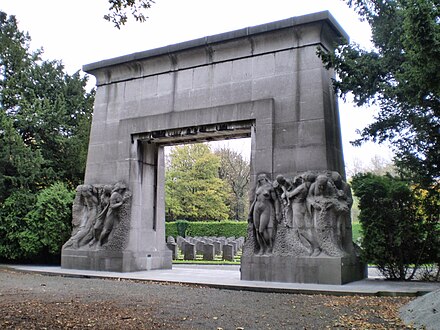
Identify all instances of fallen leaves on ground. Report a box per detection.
[323,295,414,329]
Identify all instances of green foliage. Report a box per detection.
[351,222,363,245]
[186,221,247,238]
[104,0,155,29]
[166,220,190,238]
[166,221,247,239]
[0,11,94,204]
[0,183,75,260]
[0,111,45,201]
[215,147,250,221]
[351,173,438,280]
[0,12,92,262]
[319,0,440,191]
[165,144,230,221]
[0,189,36,260]
[24,182,75,256]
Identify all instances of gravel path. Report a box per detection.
[0,268,415,329]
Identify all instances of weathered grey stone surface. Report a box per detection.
[166,237,178,260]
[195,241,205,255]
[62,11,353,276]
[176,236,185,249]
[240,255,367,285]
[242,170,366,284]
[184,243,196,261]
[222,245,235,261]
[203,244,215,261]
[213,241,222,255]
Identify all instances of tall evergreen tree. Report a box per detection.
[0,11,94,202]
[0,11,94,260]
[319,0,439,191]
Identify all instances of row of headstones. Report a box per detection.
[166,236,245,261]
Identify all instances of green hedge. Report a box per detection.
[166,220,247,238]
[167,221,363,241]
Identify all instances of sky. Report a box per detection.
[1,0,393,172]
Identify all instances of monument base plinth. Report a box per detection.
[61,248,172,272]
[240,255,367,285]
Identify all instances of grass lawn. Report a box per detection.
[352,222,363,244]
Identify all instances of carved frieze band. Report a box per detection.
[63,182,131,251]
[246,171,356,258]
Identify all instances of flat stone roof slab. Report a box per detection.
[83,11,348,72]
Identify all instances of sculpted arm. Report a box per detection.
[286,184,304,199]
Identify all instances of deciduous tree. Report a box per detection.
[215,147,250,221]
[165,144,230,221]
[104,0,155,29]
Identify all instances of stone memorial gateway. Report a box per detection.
[61,11,366,284]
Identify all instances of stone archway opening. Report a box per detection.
[162,136,252,263]
[133,120,255,228]
[126,123,254,268]
[163,136,251,223]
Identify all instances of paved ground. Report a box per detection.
[0,266,424,329]
[9,264,440,296]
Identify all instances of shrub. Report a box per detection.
[351,173,437,280]
[24,182,75,256]
[0,189,37,260]
[0,182,74,261]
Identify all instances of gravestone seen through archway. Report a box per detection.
[61,11,366,284]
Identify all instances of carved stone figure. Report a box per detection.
[246,171,357,258]
[89,184,112,247]
[63,182,131,250]
[98,182,128,247]
[63,185,99,249]
[306,174,346,256]
[330,171,354,254]
[287,173,321,256]
[248,174,281,255]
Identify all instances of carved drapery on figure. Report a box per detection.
[63,182,131,251]
[245,171,356,257]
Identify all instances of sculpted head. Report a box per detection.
[81,184,94,197]
[331,171,343,189]
[276,174,286,185]
[315,175,329,192]
[112,182,127,193]
[257,173,271,186]
[303,171,317,183]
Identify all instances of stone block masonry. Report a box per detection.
[60,11,365,285]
